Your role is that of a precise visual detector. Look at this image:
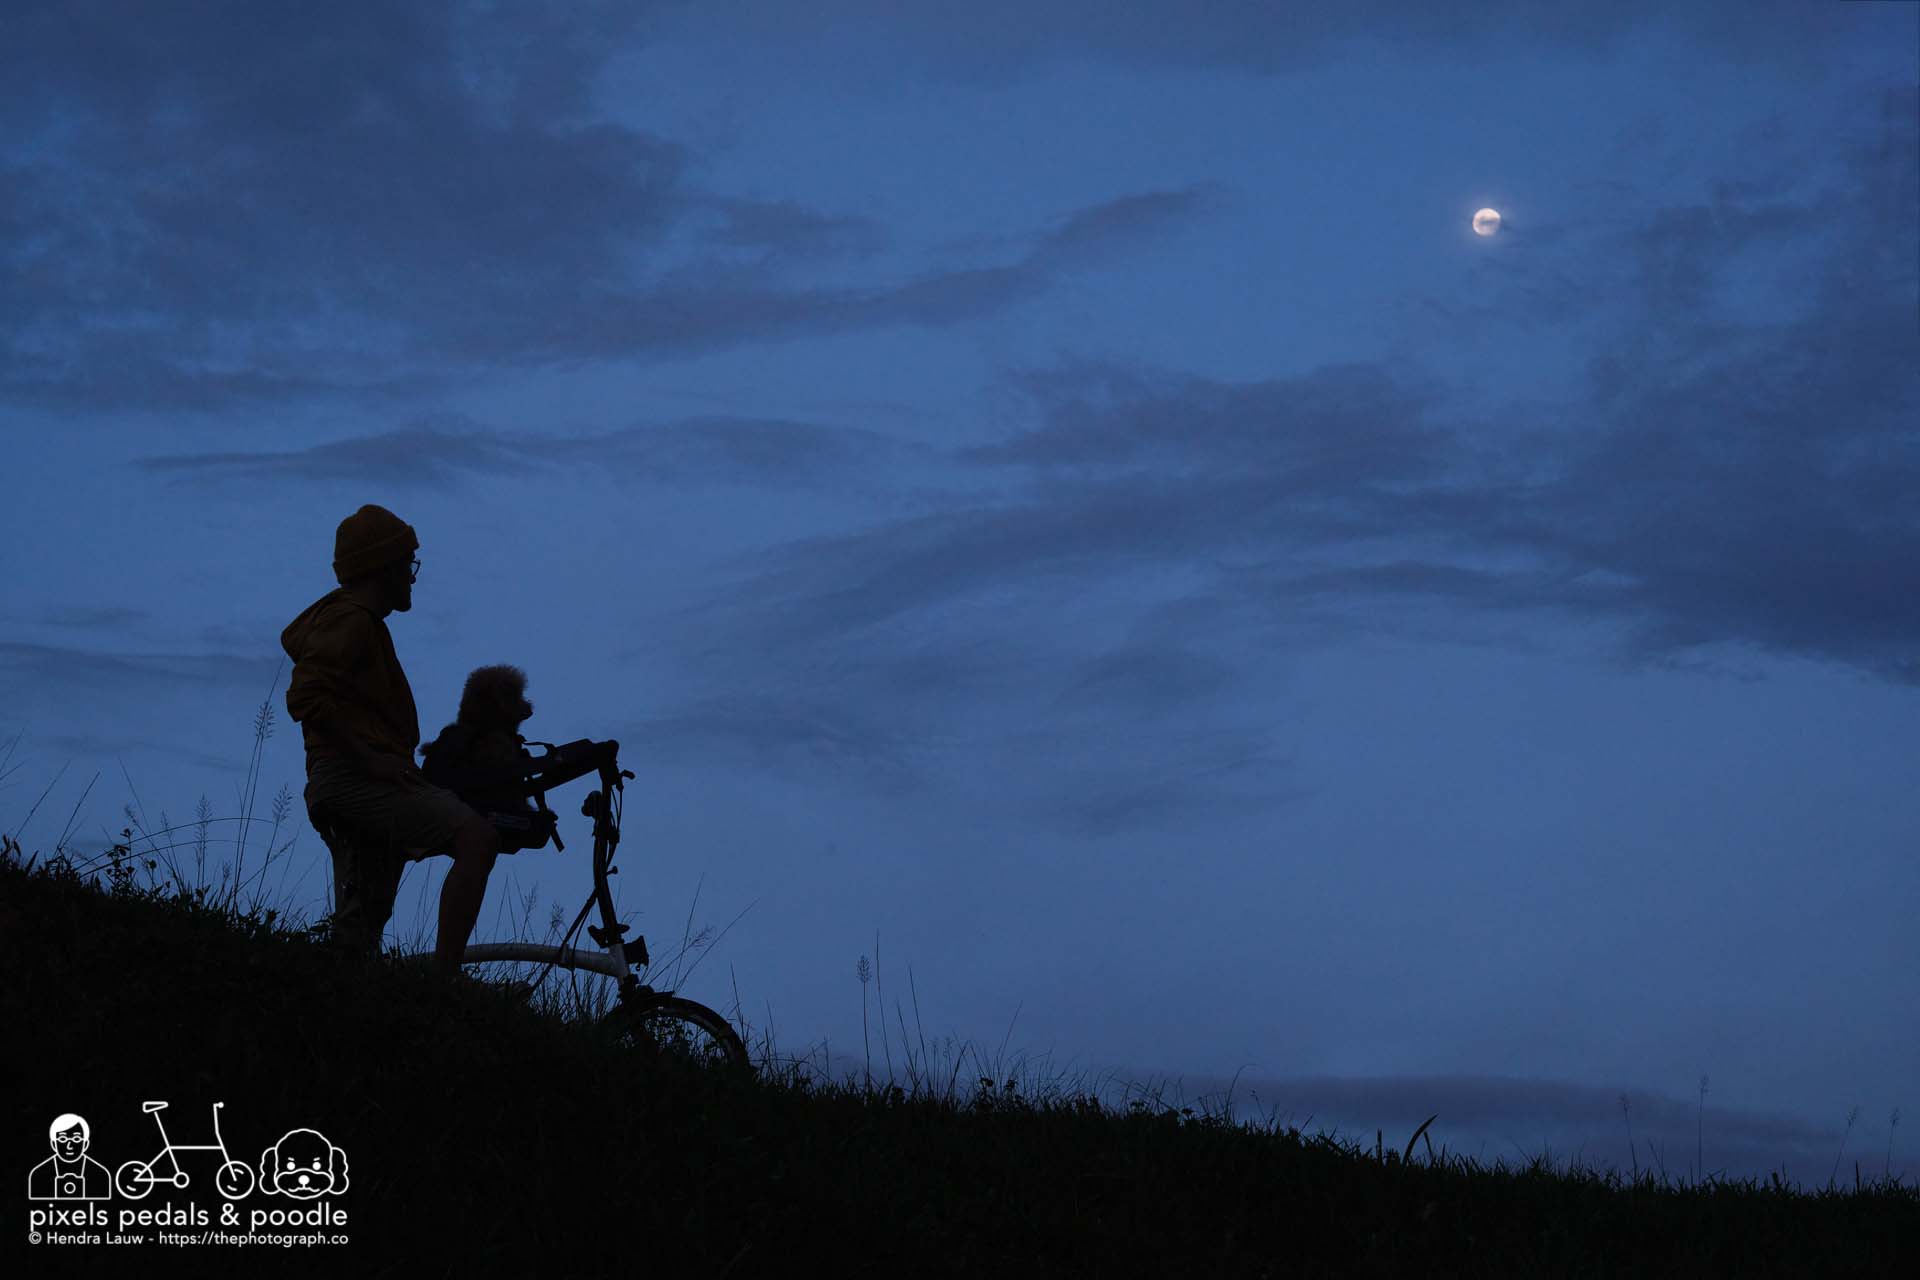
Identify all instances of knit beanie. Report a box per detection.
[333,504,419,585]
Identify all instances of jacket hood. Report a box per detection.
[280,587,371,663]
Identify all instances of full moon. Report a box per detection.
[1472,207,1501,236]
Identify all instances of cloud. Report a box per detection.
[633,524,1308,835]
[998,723,1294,838]
[1047,644,1237,716]
[26,732,246,779]
[959,358,1449,480]
[702,77,1918,689]
[606,77,1916,822]
[48,31,1910,835]
[688,195,889,259]
[36,607,151,631]
[610,685,1294,838]
[2,2,696,409]
[2,0,1219,411]
[791,1051,1882,1189]
[1137,1071,1883,1190]
[614,577,1299,833]
[0,641,282,699]
[561,416,943,486]
[0,642,289,816]
[662,361,1465,664]
[458,187,1220,364]
[1033,187,1229,272]
[656,0,1874,88]
[128,413,946,492]
[131,422,531,490]
[614,691,930,798]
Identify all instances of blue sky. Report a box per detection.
[3,1,1915,1189]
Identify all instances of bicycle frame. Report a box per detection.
[408,739,656,993]
[392,736,750,1068]
[144,1102,233,1176]
[117,1101,253,1199]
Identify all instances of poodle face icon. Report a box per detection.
[258,1129,349,1199]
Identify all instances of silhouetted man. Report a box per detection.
[281,504,501,973]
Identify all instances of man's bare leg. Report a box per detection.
[435,817,501,975]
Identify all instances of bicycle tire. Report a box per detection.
[114,1160,153,1201]
[216,1159,255,1200]
[602,994,750,1072]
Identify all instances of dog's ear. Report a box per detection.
[329,1142,350,1192]
[259,1142,280,1186]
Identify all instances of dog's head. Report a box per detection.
[258,1128,349,1198]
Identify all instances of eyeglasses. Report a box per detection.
[407,558,421,583]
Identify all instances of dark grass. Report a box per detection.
[5,843,1915,1279]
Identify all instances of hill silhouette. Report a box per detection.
[6,844,1914,1277]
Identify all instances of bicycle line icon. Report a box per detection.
[114,1100,254,1200]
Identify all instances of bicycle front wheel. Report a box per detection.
[603,994,750,1072]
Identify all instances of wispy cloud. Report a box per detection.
[2,2,1220,411]
[1130,1070,1883,1190]
[614,691,930,798]
[996,724,1293,838]
[2,3,689,410]
[665,77,1919,696]
[17,8,1909,843]
[1047,644,1238,716]
[0,641,281,698]
[37,607,151,632]
[688,194,889,259]
[589,125,1915,821]
[540,416,947,488]
[128,414,947,492]
[656,0,1871,87]
[28,732,247,779]
[597,78,1916,824]
[130,423,528,490]
[456,186,1222,364]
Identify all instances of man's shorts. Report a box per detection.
[304,754,481,955]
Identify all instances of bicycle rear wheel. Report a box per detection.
[603,993,750,1072]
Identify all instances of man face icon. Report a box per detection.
[31,1114,108,1201]
[50,1123,88,1161]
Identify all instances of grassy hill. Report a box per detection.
[5,843,1914,1278]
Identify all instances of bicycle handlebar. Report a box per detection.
[429,737,620,800]
[427,738,624,856]
[521,737,620,793]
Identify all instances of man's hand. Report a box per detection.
[366,754,420,783]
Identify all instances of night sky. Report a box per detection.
[4,2,1916,1190]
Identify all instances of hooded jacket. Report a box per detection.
[280,587,421,769]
